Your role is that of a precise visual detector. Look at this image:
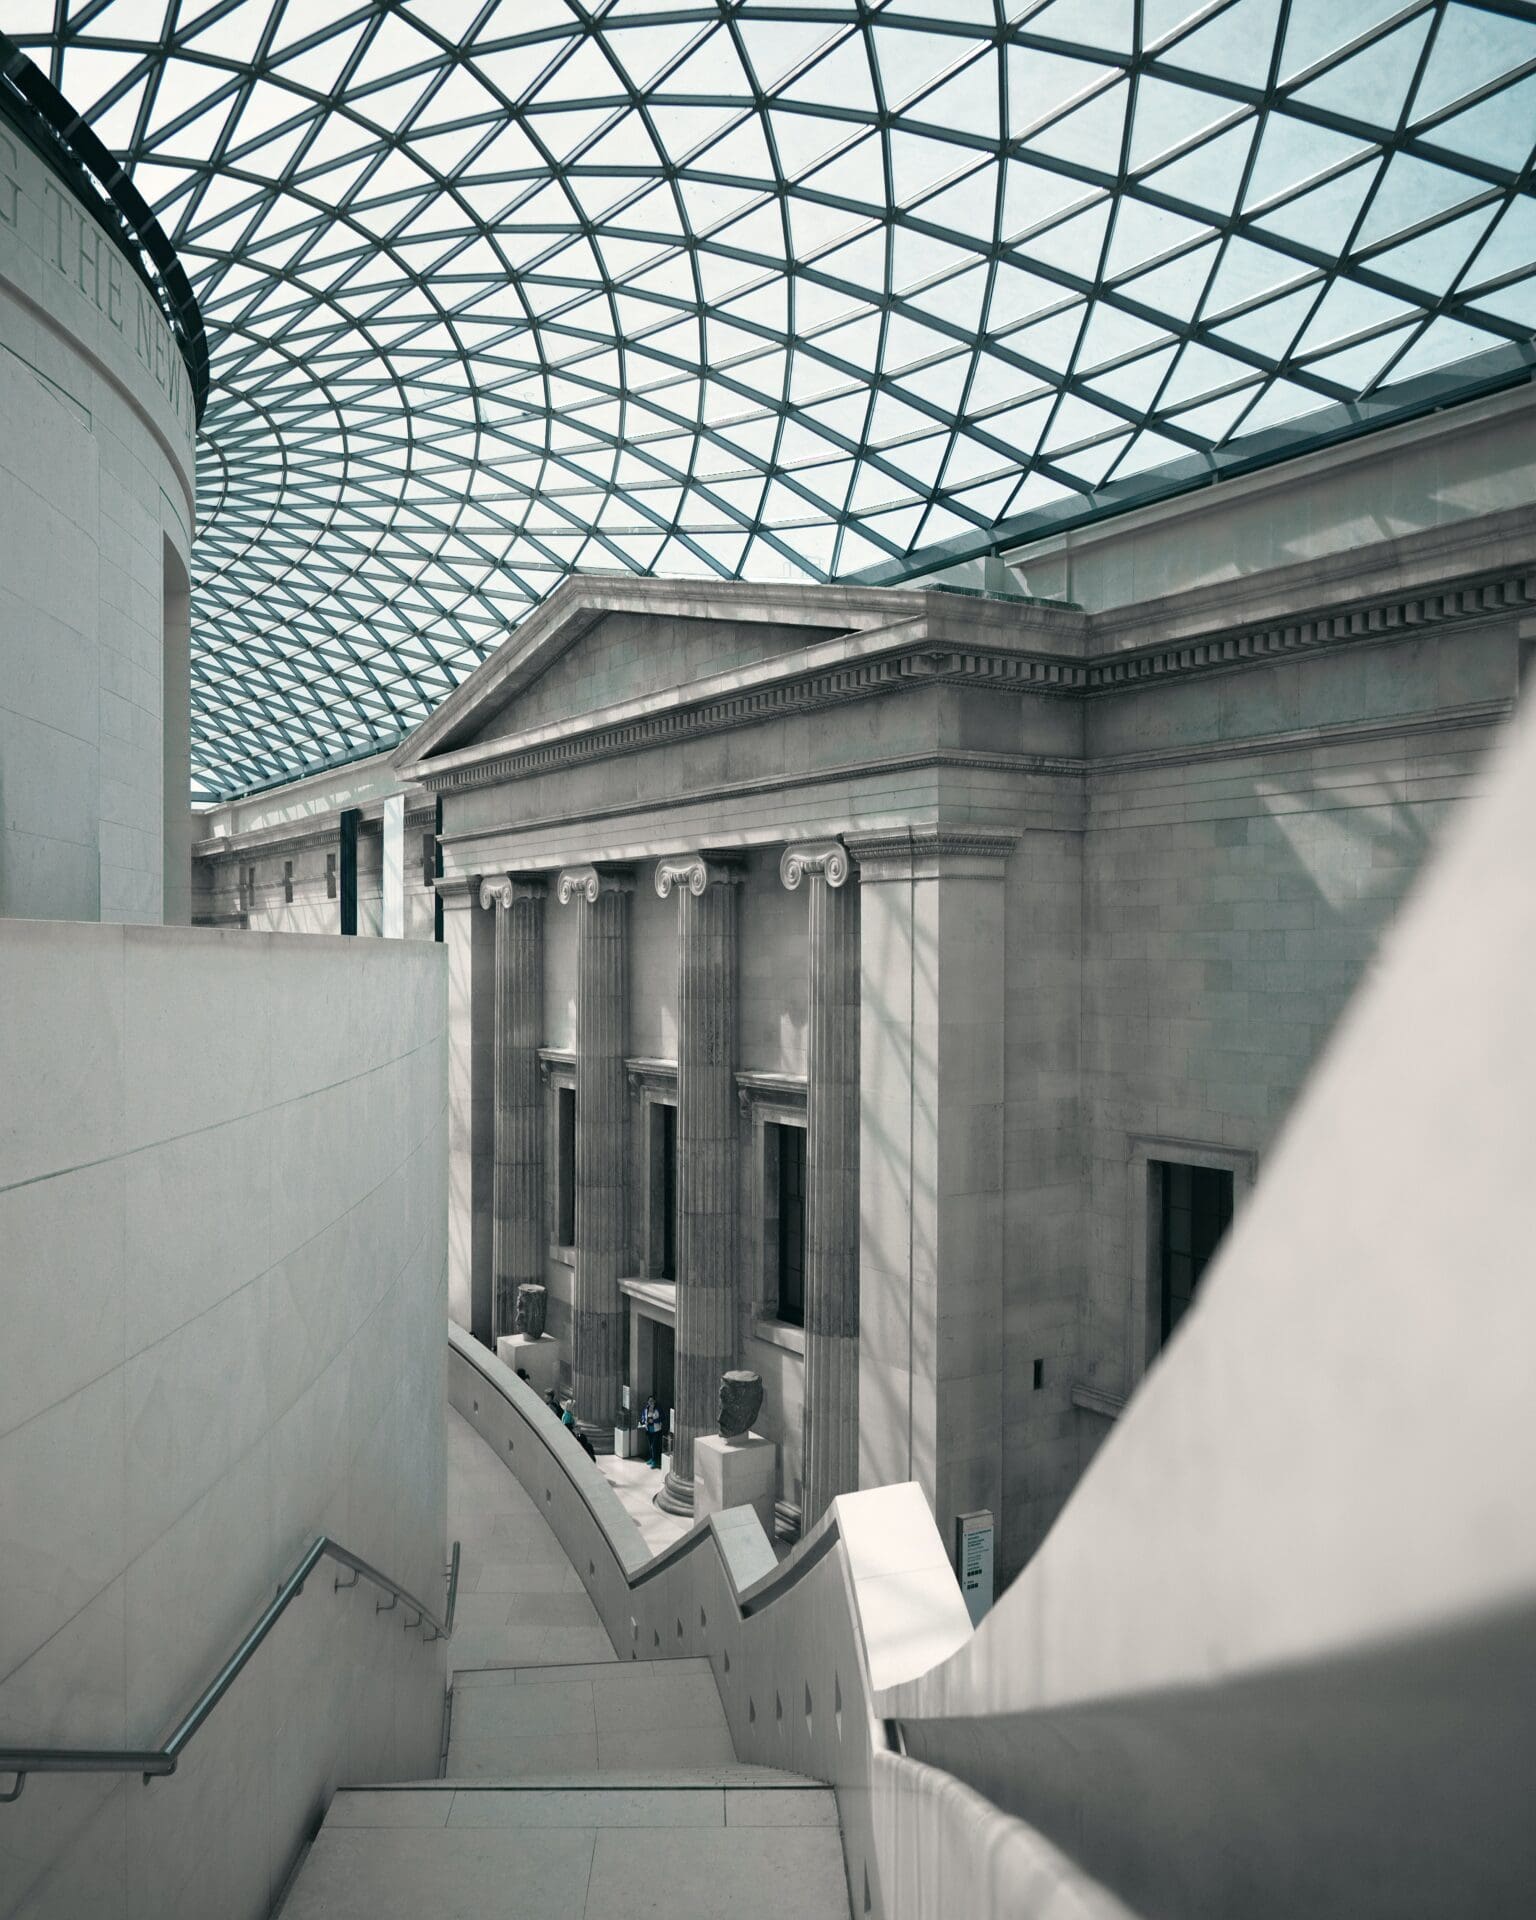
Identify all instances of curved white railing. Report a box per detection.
[450,1324,1127,1920]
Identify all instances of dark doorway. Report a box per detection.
[1159,1161,1234,1346]
[774,1123,807,1327]
[658,1101,677,1280]
[556,1086,576,1246]
[651,1323,675,1424]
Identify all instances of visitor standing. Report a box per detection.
[639,1394,665,1469]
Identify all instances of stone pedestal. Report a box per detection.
[496,1333,562,1398]
[694,1432,777,1537]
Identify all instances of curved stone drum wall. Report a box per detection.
[0,119,196,923]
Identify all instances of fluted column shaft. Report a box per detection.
[482,876,545,1346]
[559,866,630,1430]
[657,855,741,1509]
[782,841,860,1526]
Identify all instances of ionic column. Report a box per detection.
[479,874,546,1346]
[557,864,631,1431]
[781,839,860,1526]
[656,853,742,1513]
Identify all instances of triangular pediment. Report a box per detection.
[394,572,921,773]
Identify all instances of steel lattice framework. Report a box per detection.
[9,0,1536,798]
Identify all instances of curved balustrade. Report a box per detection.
[0,1535,459,1808]
[450,1322,1120,1919]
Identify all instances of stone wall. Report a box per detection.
[0,125,195,923]
[0,922,448,1920]
[195,816,438,939]
[1071,631,1520,1494]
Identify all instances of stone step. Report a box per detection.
[446,1657,739,1778]
[284,1783,849,1920]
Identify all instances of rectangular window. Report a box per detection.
[774,1122,807,1328]
[325,852,337,900]
[282,859,293,904]
[556,1085,576,1247]
[1158,1162,1233,1346]
[421,830,436,888]
[338,808,359,936]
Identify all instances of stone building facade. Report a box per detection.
[202,385,1533,1584]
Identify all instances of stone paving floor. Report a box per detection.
[445,1405,616,1675]
[595,1447,693,1554]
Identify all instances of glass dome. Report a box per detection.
[8,1,1534,797]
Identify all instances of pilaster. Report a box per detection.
[480,874,547,1346]
[781,839,860,1526]
[847,828,1017,1561]
[655,853,742,1512]
[557,864,632,1430]
[440,876,495,1344]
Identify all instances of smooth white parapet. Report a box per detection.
[694,1431,777,1536]
[495,1330,561,1396]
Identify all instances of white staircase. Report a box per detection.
[278,1415,850,1919]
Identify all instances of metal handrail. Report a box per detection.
[0,1534,460,1807]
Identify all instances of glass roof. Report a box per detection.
[9,1,1535,799]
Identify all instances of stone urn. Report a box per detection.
[718,1370,764,1440]
[514,1282,548,1342]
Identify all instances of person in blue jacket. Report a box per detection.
[638,1395,664,1469]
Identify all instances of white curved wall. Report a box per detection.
[0,125,196,923]
[0,923,449,1920]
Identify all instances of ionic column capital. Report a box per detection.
[556,864,634,906]
[478,873,546,910]
[654,852,745,899]
[779,840,852,891]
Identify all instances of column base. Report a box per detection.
[694,1432,777,1537]
[656,1466,695,1515]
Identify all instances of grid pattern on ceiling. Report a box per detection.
[9,0,1536,800]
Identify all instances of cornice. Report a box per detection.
[1083,565,1535,695]
[537,1047,575,1084]
[434,697,1506,870]
[408,564,1532,798]
[394,571,1080,772]
[194,820,342,864]
[844,827,1022,871]
[736,1070,808,1118]
[194,798,436,863]
[625,1057,677,1100]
